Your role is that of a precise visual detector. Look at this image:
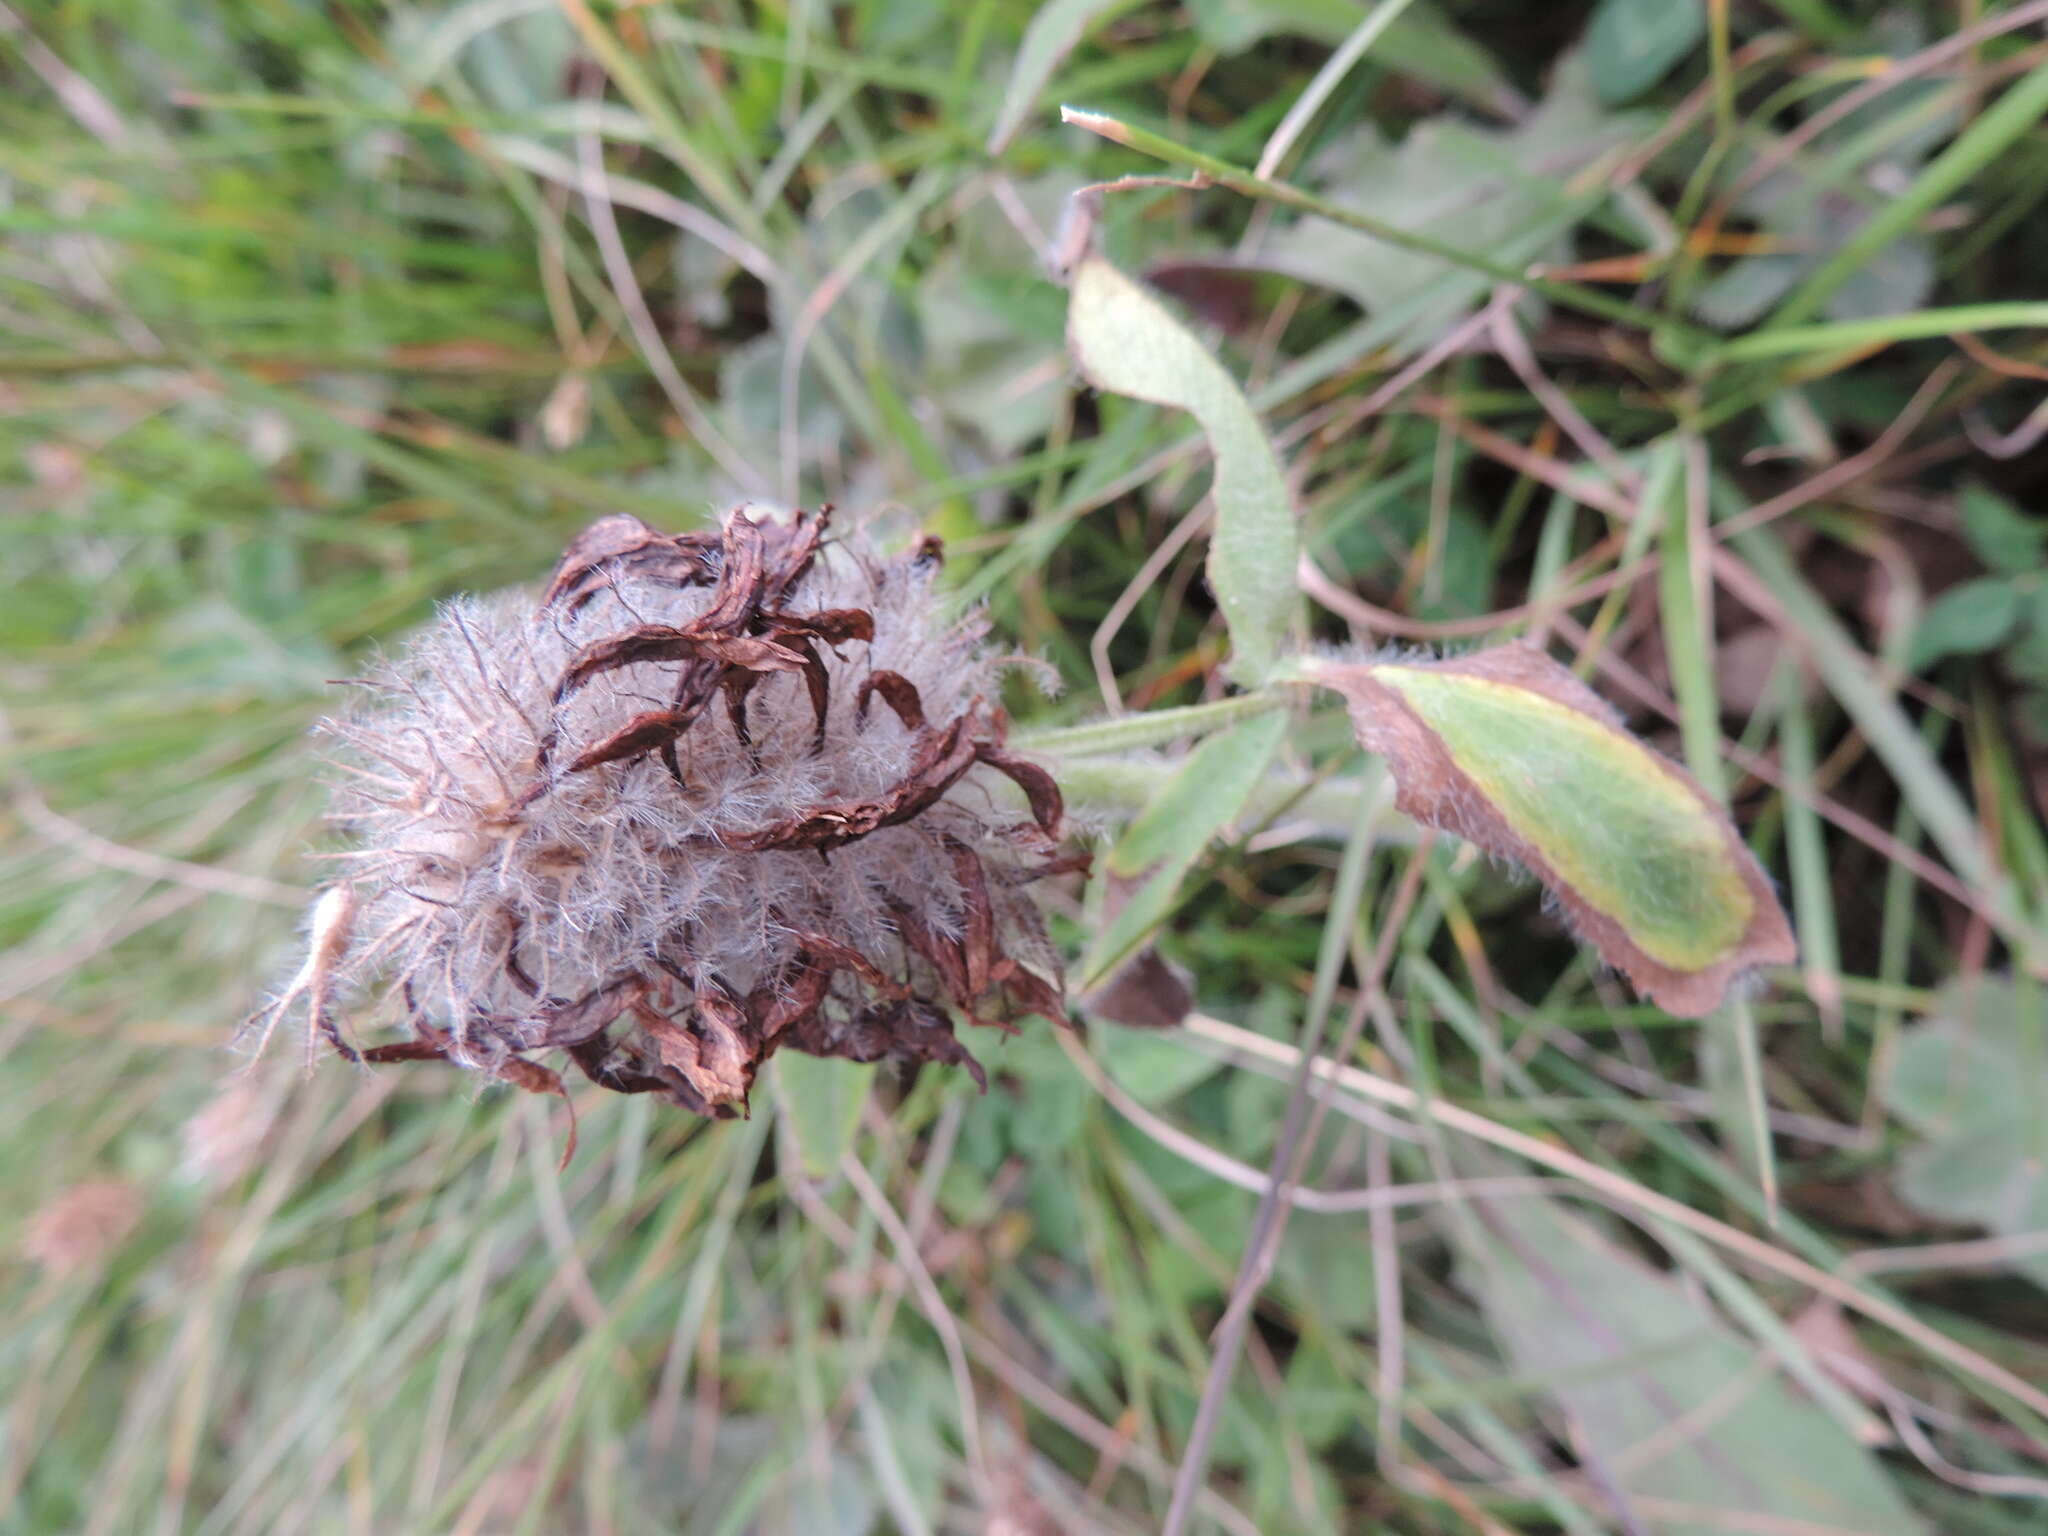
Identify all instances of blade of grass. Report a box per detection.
[1181,1012,2048,1426]
[1711,302,2048,363]
[1727,522,2043,962]
[1160,787,1394,1535]
[1774,660,1844,1044]
[1655,435,1779,1215]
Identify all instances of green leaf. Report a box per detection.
[1009,1069,1089,1157]
[1690,252,1802,330]
[1958,483,2047,575]
[1083,709,1289,985]
[1312,644,1794,1016]
[1771,55,2048,329]
[1460,1173,1924,1534]
[1586,0,1706,105]
[1910,575,2023,669]
[1885,977,2048,1290]
[1280,1344,1358,1452]
[986,0,1142,154]
[1108,710,1288,877]
[1732,522,2020,931]
[1240,51,1642,357]
[1092,1021,1225,1107]
[915,253,1063,452]
[2019,687,2048,744]
[2011,587,2048,685]
[1184,0,1515,115]
[769,1054,874,1181]
[1066,256,1300,684]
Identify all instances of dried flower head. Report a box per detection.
[182,1074,283,1186]
[23,1179,142,1278]
[249,507,1080,1118]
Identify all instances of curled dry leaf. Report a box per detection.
[1084,945,1195,1031]
[1310,643,1795,1016]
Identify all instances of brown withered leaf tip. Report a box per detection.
[249,507,1084,1126]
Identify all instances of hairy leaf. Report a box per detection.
[1067,256,1299,684]
[1183,0,1516,115]
[1311,644,1793,1016]
[1586,0,1704,106]
[1910,576,2022,669]
[1461,1165,1924,1535]
[1215,53,1641,357]
[1083,710,1288,985]
[770,1053,875,1182]
[1958,483,2047,576]
[1886,977,2048,1291]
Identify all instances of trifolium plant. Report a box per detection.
[247,506,1081,1120]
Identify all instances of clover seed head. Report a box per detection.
[251,506,1079,1117]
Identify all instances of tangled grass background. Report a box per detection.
[6,3,2048,1533]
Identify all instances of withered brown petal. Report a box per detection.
[523,976,647,1047]
[722,671,760,748]
[747,962,833,1044]
[496,1055,578,1167]
[785,635,832,750]
[545,527,721,615]
[991,956,1074,1031]
[768,607,876,646]
[1083,947,1195,1031]
[828,1001,990,1092]
[716,715,985,852]
[566,1031,716,1111]
[555,626,807,700]
[643,1005,753,1109]
[947,839,997,999]
[981,748,1065,833]
[857,670,927,732]
[542,513,667,609]
[361,1039,448,1064]
[760,503,830,606]
[777,924,908,1000]
[887,893,975,1003]
[567,703,719,773]
[695,513,769,633]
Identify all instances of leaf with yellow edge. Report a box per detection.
[1310,643,1793,1016]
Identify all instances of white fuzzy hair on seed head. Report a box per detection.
[248,506,1081,1118]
